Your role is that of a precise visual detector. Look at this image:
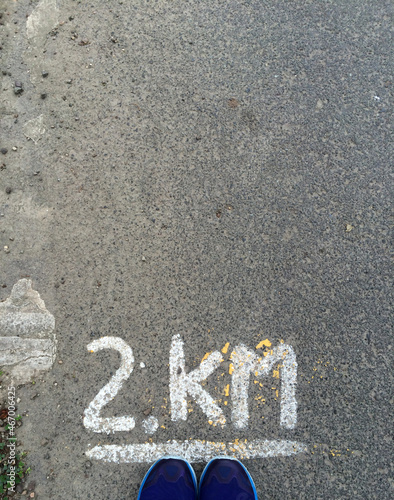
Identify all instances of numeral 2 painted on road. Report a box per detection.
[83,335,298,434]
[83,337,135,433]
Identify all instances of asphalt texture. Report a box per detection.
[0,0,393,499]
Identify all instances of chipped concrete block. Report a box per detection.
[0,279,56,383]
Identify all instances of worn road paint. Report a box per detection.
[169,334,226,426]
[142,416,159,435]
[23,115,46,143]
[86,439,307,464]
[84,337,135,434]
[83,337,302,464]
[231,344,297,429]
[25,0,59,83]
[26,0,59,41]
[0,279,56,383]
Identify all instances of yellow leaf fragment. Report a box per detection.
[256,339,272,349]
[201,352,211,362]
[221,342,230,354]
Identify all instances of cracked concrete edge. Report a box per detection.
[0,279,56,382]
[0,337,56,383]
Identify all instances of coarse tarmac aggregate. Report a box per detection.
[0,0,392,499]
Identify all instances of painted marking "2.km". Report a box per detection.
[83,335,305,464]
[83,335,297,433]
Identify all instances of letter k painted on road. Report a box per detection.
[169,334,226,426]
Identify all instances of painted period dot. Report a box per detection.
[142,416,159,435]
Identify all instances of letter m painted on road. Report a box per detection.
[231,344,298,429]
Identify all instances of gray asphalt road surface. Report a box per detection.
[0,0,392,499]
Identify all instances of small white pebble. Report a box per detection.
[140,362,146,368]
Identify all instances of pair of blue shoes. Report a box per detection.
[137,456,258,500]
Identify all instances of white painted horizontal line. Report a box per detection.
[86,439,307,464]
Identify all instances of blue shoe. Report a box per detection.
[137,457,197,500]
[199,457,258,500]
